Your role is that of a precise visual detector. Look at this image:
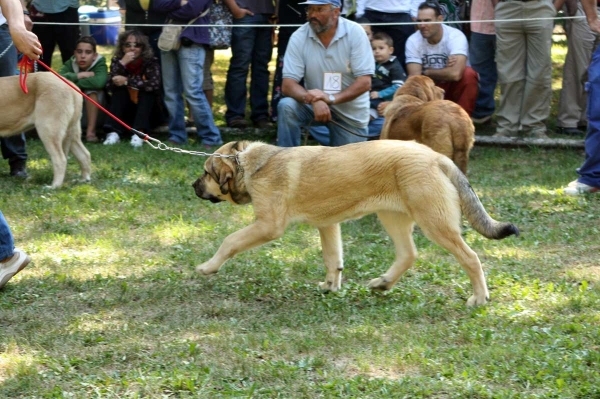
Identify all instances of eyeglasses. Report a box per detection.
[124,42,142,48]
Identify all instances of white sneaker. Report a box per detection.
[130,134,144,148]
[0,248,31,289]
[563,180,600,195]
[103,132,120,145]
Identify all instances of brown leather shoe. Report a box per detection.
[227,117,249,129]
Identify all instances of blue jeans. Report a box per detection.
[577,45,600,188]
[368,117,385,138]
[224,13,273,124]
[469,32,497,119]
[161,44,222,145]
[0,24,26,165]
[277,97,368,147]
[0,211,14,261]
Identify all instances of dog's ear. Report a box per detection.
[232,140,251,153]
[218,163,234,195]
[416,86,429,101]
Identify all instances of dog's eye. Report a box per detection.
[204,169,216,181]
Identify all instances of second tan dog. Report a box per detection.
[192,140,519,307]
[380,75,474,175]
[0,73,91,188]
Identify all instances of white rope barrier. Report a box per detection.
[29,14,592,28]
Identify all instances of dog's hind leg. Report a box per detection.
[67,123,92,183]
[417,217,489,306]
[37,127,68,189]
[197,220,286,275]
[317,223,343,292]
[368,211,417,291]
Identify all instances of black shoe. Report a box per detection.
[9,160,28,178]
[227,117,249,129]
[254,118,273,129]
[558,127,585,136]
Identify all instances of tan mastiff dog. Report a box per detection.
[380,75,475,175]
[192,140,519,306]
[0,73,91,188]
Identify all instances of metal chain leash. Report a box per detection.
[141,135,235,159]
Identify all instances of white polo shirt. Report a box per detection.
[283,17,374,128]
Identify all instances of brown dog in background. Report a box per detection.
[0,73,91,188]
[380,75,475,175]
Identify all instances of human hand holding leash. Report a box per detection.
[0,0,41,59]
[312,100,332,123]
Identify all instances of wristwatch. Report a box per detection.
[328,94,335,105]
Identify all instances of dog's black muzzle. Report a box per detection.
[192,177,224,203]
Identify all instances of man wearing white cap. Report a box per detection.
[277,0,374,147]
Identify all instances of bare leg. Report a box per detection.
[85,93,99,142]
[317,224,343,292]
[204,89,213,108]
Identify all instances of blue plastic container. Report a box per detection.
[79,8,121,45]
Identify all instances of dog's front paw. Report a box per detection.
[367,276,393,291]
[196,262,220,275]
[466,294,488,307]
[318,280,340,292]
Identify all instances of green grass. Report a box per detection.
[0,40,598,398]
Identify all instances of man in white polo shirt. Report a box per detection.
[277,0,374,147]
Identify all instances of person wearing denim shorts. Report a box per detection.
[277,0,374,147]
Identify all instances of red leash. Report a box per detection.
[18,57,148,141]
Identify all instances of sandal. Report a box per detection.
[86,134,99,143]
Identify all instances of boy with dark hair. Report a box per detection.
[370,31,407,120]
[59,36,108,143]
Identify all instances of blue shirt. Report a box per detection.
[153,0,212,46]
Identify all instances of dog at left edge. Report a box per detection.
[0,73,91,188]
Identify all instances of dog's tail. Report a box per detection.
[440,158,520,240]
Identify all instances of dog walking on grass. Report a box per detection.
[0,73,91,188]
[193,140,519,306]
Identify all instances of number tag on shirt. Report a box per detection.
[323,72,342,94]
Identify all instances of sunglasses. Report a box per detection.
[123,42,142,48]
